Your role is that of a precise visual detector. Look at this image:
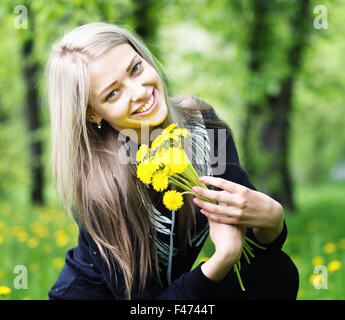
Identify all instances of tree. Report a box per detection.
[17,1,44,204]
[242,0,311,210]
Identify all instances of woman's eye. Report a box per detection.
[131,62,142,75]
[106,90,118,101]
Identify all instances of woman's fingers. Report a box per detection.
[193,197,241,218]
[192,186,229,204]
[192,186,246,208]
[198,176,247,194]
[200,209,240,225]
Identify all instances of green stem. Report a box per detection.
[245,236,266,250]
[234,263,245,291]
[181,191,197,196]
[168,177,190,192]
[242,247,251,264]
[183,164,200,187]
[173,174,193,189]
[243,242,255,258]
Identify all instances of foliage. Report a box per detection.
[0,0,344,300]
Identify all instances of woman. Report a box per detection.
[46,22,298,300]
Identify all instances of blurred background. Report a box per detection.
[0,0,344,300]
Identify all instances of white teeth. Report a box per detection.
[134,94,154,114]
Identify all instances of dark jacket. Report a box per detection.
[48,102,292,300]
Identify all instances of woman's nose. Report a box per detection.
[127,81,147,102]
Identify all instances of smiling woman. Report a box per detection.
[87,43,168,143]
[45,22,298,300]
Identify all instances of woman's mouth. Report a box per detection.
[131,89,158,116]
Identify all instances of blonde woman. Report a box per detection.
[46,22,298,300]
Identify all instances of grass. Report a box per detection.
[0,182,344,300]
[284,182,345,300]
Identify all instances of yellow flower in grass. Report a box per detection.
[55,230,68,246]
[152,170,169,192]
[0,286,11,296]
[53,257,65,269]
[328,260,341,272]
[28,238,39,249]
[312,256,324,267]
[323,242,336,254]
[136,144,149,163]
[163,190,184,211]
[310,274,323,287]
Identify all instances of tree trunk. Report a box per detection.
[243,0,310,211]
[133,0,160,59]
[20,6,44,205]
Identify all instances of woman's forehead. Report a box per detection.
[88,44,138,97]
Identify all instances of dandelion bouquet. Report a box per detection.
[135,123,265,291]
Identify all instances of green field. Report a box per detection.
[0,182,344,300]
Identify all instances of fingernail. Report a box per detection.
[193,197,198,204]
[192,186,198,192]
[200,209,205,214]
[199,177,205,182]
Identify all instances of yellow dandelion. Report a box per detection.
[152,170,169,192]
[53,257,65,269]
[55,230,68,247]
[172,128,190,147]
[162,165,172,176]
[323,242,336,254]
[163,123,177,134]
[30,223,48,238]
[163,190,184,211]
[151,147,164,165]
[162,148,189,175]
[151,135,164,151]
[310,274,323,288]
[0,286,11,296]
[28,238,39,249]
[16,231,28,242]
[328,260,341,272]
[173,128,189,138]
[199,257,209,263]
[312,256,324,267]
[136,144,149,163]
[136,162,157,184]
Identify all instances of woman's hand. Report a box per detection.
[192,176,284,244]
[201,217,246,281]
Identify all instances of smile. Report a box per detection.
[132,89,157,116]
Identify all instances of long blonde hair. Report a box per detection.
[46,22,216,299]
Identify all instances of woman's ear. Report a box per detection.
[86,109,102,124]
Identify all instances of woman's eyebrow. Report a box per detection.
[98,54,139,100]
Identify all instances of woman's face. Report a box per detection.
[88,43,168,144]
